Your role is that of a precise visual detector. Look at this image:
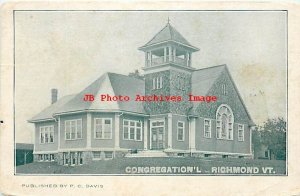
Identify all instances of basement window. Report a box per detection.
[105,151,113,159]
[93,151,101,159]
[177,153,184,157]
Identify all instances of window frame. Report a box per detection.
[177,121,185,141]
[152,76,163,90]
[65,119,83,141]
[105,151,114,160]
[238,124,245,142]
[222,84,227,95]
[152,78,156,90]
[39,125,55,144]
[123,119,143,141]
[92,151,102,160]
[216,104,234,140]
[94,118,113,140]
[204,119,212,138]
[159,76,163,89]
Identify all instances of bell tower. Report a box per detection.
[139,21,199,115]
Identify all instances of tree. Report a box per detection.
[128,70,144,80]
[252,126,262,156]
[253,117,286,160]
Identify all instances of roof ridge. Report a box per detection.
[108,72,145,81]
[140,22,196,49]
[106,73,121,110]
[194,64,227,72]
[144,24,170,46]
[168,23,173,40]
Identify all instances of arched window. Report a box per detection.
[216,104,234,140]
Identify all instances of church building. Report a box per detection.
[29,21,255,165]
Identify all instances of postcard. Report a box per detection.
[0,1,299,195]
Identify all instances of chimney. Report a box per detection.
[51,88,58,104]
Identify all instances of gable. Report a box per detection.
[194,67,254,125]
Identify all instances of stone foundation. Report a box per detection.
[114,151,127,158]
[34,150,253,165]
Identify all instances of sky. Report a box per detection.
[14,11,287,143]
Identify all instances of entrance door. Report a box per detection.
[151,120,165,150]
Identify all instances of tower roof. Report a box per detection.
[139,23,199,51]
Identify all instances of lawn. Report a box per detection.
[16,157,286,175]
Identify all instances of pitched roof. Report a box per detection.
[190,64,255,125]
[108,73,145,113]
[191,64,226,96]
[29,94,76,122]
[16,143,34,150]
[141,23,194,48]
[29,73,145,122]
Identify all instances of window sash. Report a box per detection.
[177,121,185,141]
[153,77,163,90]
[123,119,142,141]
[94,118,112,139]
[204,119,211,138]
[65,119,82,140]
[105,151,113,159]
[216,105,234,140]
[159,77,163,89]
[152,78,156,89]
[93,151,101,159]
[40,126,54,144]
[238,124,244,141]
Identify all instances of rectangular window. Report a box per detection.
[152,77,163,90]
[152,78,156,89]
[105,151,113,159]
[40,126,54,144]
[45,128,49,143]
[50,154,54,161]
[77,152,83,165]
[93,151,101,159]
[123,119,143,141]
[159,76,163,89]
[177,121,184,141]
[65,119,82,140]
[136,122,142,141]
[204,119,211,138]
[63,152,68,165]
[265,151,269,158]
[38,154,43,161]
[71,153,76,165]
[94,118,112,139]
[44,154,49,161]
[238,124,244,141]
[222,84,227,95]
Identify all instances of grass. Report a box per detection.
[16,157,286,175]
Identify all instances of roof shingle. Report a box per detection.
[29,73,145,121]
[141,23,194,48]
